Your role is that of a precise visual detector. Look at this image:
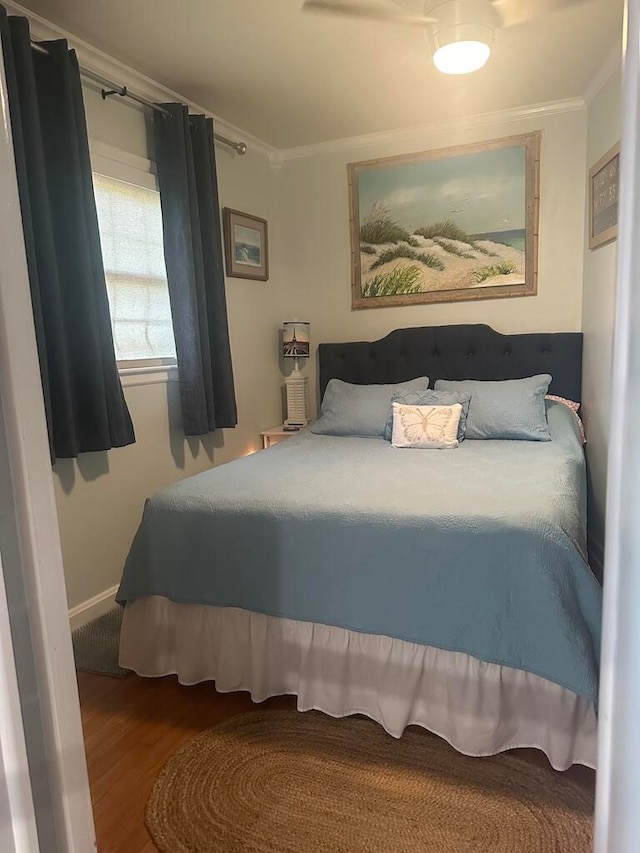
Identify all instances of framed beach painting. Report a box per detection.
[222,208,269,280]
[348,132,541,309]
[588,142,620,250]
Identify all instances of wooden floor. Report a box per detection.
[78,672,296,851]
[78,671,595,852]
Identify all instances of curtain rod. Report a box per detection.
[30,40,247,155]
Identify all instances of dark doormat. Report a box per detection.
[72,606,129,678]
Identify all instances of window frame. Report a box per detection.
[90,140,177,385]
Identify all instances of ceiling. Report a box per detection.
[18,0,623,149]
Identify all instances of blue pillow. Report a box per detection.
[434,375,552,441]
[311,377,430,438]
[384,389,472,441]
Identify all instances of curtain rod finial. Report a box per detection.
[235,142,247,156]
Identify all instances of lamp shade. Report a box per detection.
[282,321,310,359]
[426,0,496,75]
[433,38,491,74]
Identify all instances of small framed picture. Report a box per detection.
[589,142,620,250]
[222,208,269,280]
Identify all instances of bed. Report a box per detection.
[117,324,601,770]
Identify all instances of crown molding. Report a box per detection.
[3,0,278,161]
[583,42,622,106]
[276,97,586,162]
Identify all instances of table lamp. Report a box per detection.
[282,320,310,429]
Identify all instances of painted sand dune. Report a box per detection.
[359,227,525,298]
[355,137,531,301]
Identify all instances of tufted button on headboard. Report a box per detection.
[318,324,583,403]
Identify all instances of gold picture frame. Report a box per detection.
[348,132,541,310]
[222,208,269,280]
[589,142,620,250]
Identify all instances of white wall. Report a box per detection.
[277,108,587,412]
[56,84,284,610]
[581,67,622,572]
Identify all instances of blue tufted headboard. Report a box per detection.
[318,324,583,403]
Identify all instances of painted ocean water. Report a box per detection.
[471,229,526,251]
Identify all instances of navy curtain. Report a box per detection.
[154,104,237,435]
[0,7,134,461]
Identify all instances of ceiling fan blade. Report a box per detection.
[492,0,595,29]
[302,0,436,26]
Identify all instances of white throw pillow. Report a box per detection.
[391,402,462,449]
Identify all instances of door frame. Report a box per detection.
[594,0,640,850]
[0,35,96,853]
[0,549,39,853]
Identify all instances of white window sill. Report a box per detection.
[118,362,178,387]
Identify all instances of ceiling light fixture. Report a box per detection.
[425,0,497,75]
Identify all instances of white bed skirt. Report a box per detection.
[119,596,597,771]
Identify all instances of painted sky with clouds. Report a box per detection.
[358,145,526,235]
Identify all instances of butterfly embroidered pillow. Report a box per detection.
[384,389,472,441]
[391,402,462,449]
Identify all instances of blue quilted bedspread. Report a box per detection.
[117,401,602,705]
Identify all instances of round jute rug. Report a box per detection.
[146,710,593,853]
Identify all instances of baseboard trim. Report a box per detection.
[68,584,119,632]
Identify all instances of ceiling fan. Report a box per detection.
[302,0,594,74]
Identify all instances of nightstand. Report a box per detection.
[260,425,300,449]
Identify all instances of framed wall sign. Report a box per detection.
[222,208,269,280]
[589,142,620,250]
[348,132,541,310]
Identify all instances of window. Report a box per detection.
[93,173,176,363]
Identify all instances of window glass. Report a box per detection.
[93,173,176,361]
